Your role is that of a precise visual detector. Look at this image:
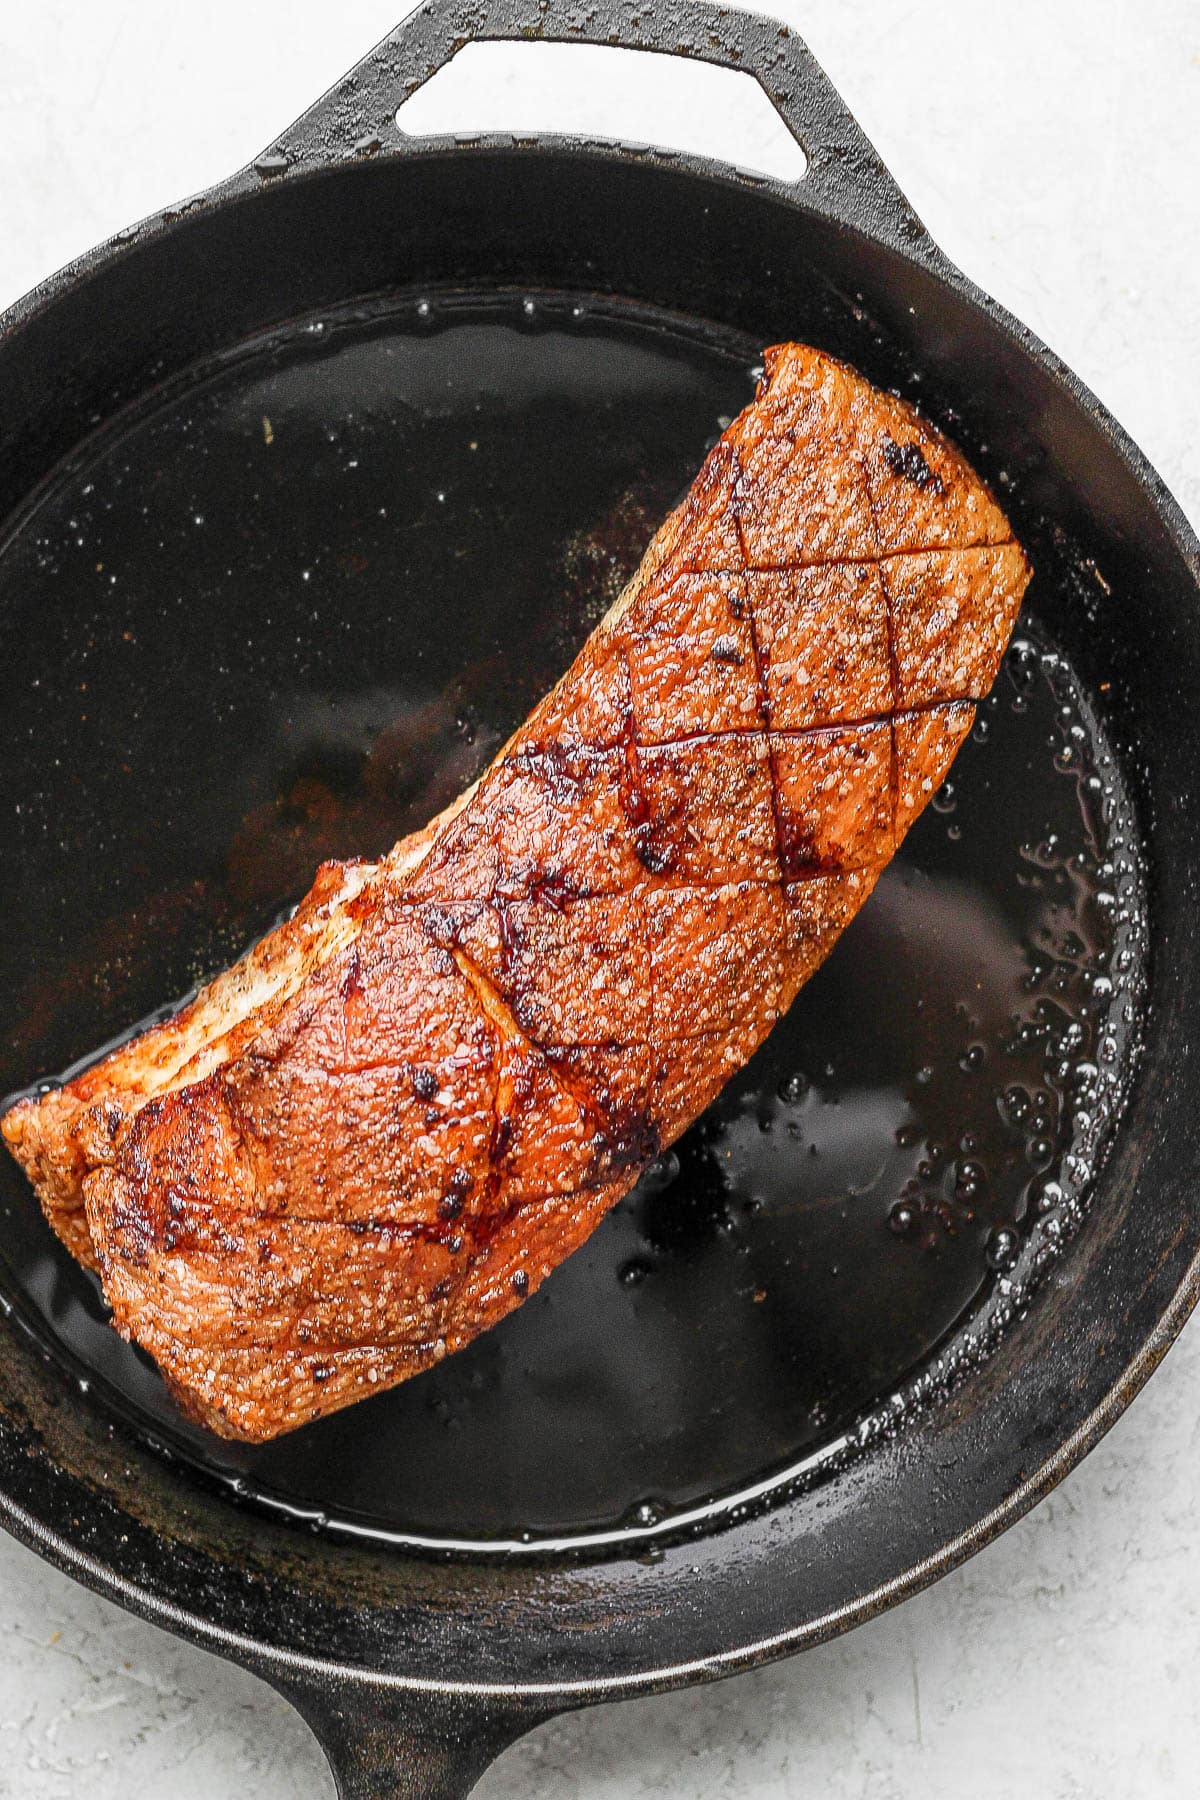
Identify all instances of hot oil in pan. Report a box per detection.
[0,294,1145,1548]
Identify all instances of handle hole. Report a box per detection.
[394,41,807,182]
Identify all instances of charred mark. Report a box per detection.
[777,821,838,880]
[437,1168,472,1219]
[511,740,606,799]
[491,1112,514,1162]
[448,942,544,1238]
[526,869,585,912]
[737,574,790,886]
[594,1110,660,1179]
[496,904,525,964]
[338,944,364,999]
[104,1176,162,1267]
[617,736,681,875]
[735,537,1015,578]
[633,829,678,877]
[882,436,944,492]
[864,466,903,845]
[618,738,649,825]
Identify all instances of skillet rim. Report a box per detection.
[1,1246,1197,1702]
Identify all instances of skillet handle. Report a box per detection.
[272,1676,552,1800]
[258,0,934,257]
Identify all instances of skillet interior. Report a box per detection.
[0,286,1145,1548]
[0,146,1197,1706]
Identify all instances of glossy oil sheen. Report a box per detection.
[0,295,1145,1546]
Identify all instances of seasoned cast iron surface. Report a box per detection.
[0,294,1144,1543]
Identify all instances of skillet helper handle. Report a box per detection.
[260,0,933,256]
[274,1677,551,1800]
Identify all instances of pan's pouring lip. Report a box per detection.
[1,1241,1196,1702]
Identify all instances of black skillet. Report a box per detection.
[0,1,1197,1794]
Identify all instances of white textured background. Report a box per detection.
[1,2,1198,1795]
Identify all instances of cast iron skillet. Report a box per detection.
[1,1,1198,1793]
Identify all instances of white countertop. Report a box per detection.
[1,2,1198,1795]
